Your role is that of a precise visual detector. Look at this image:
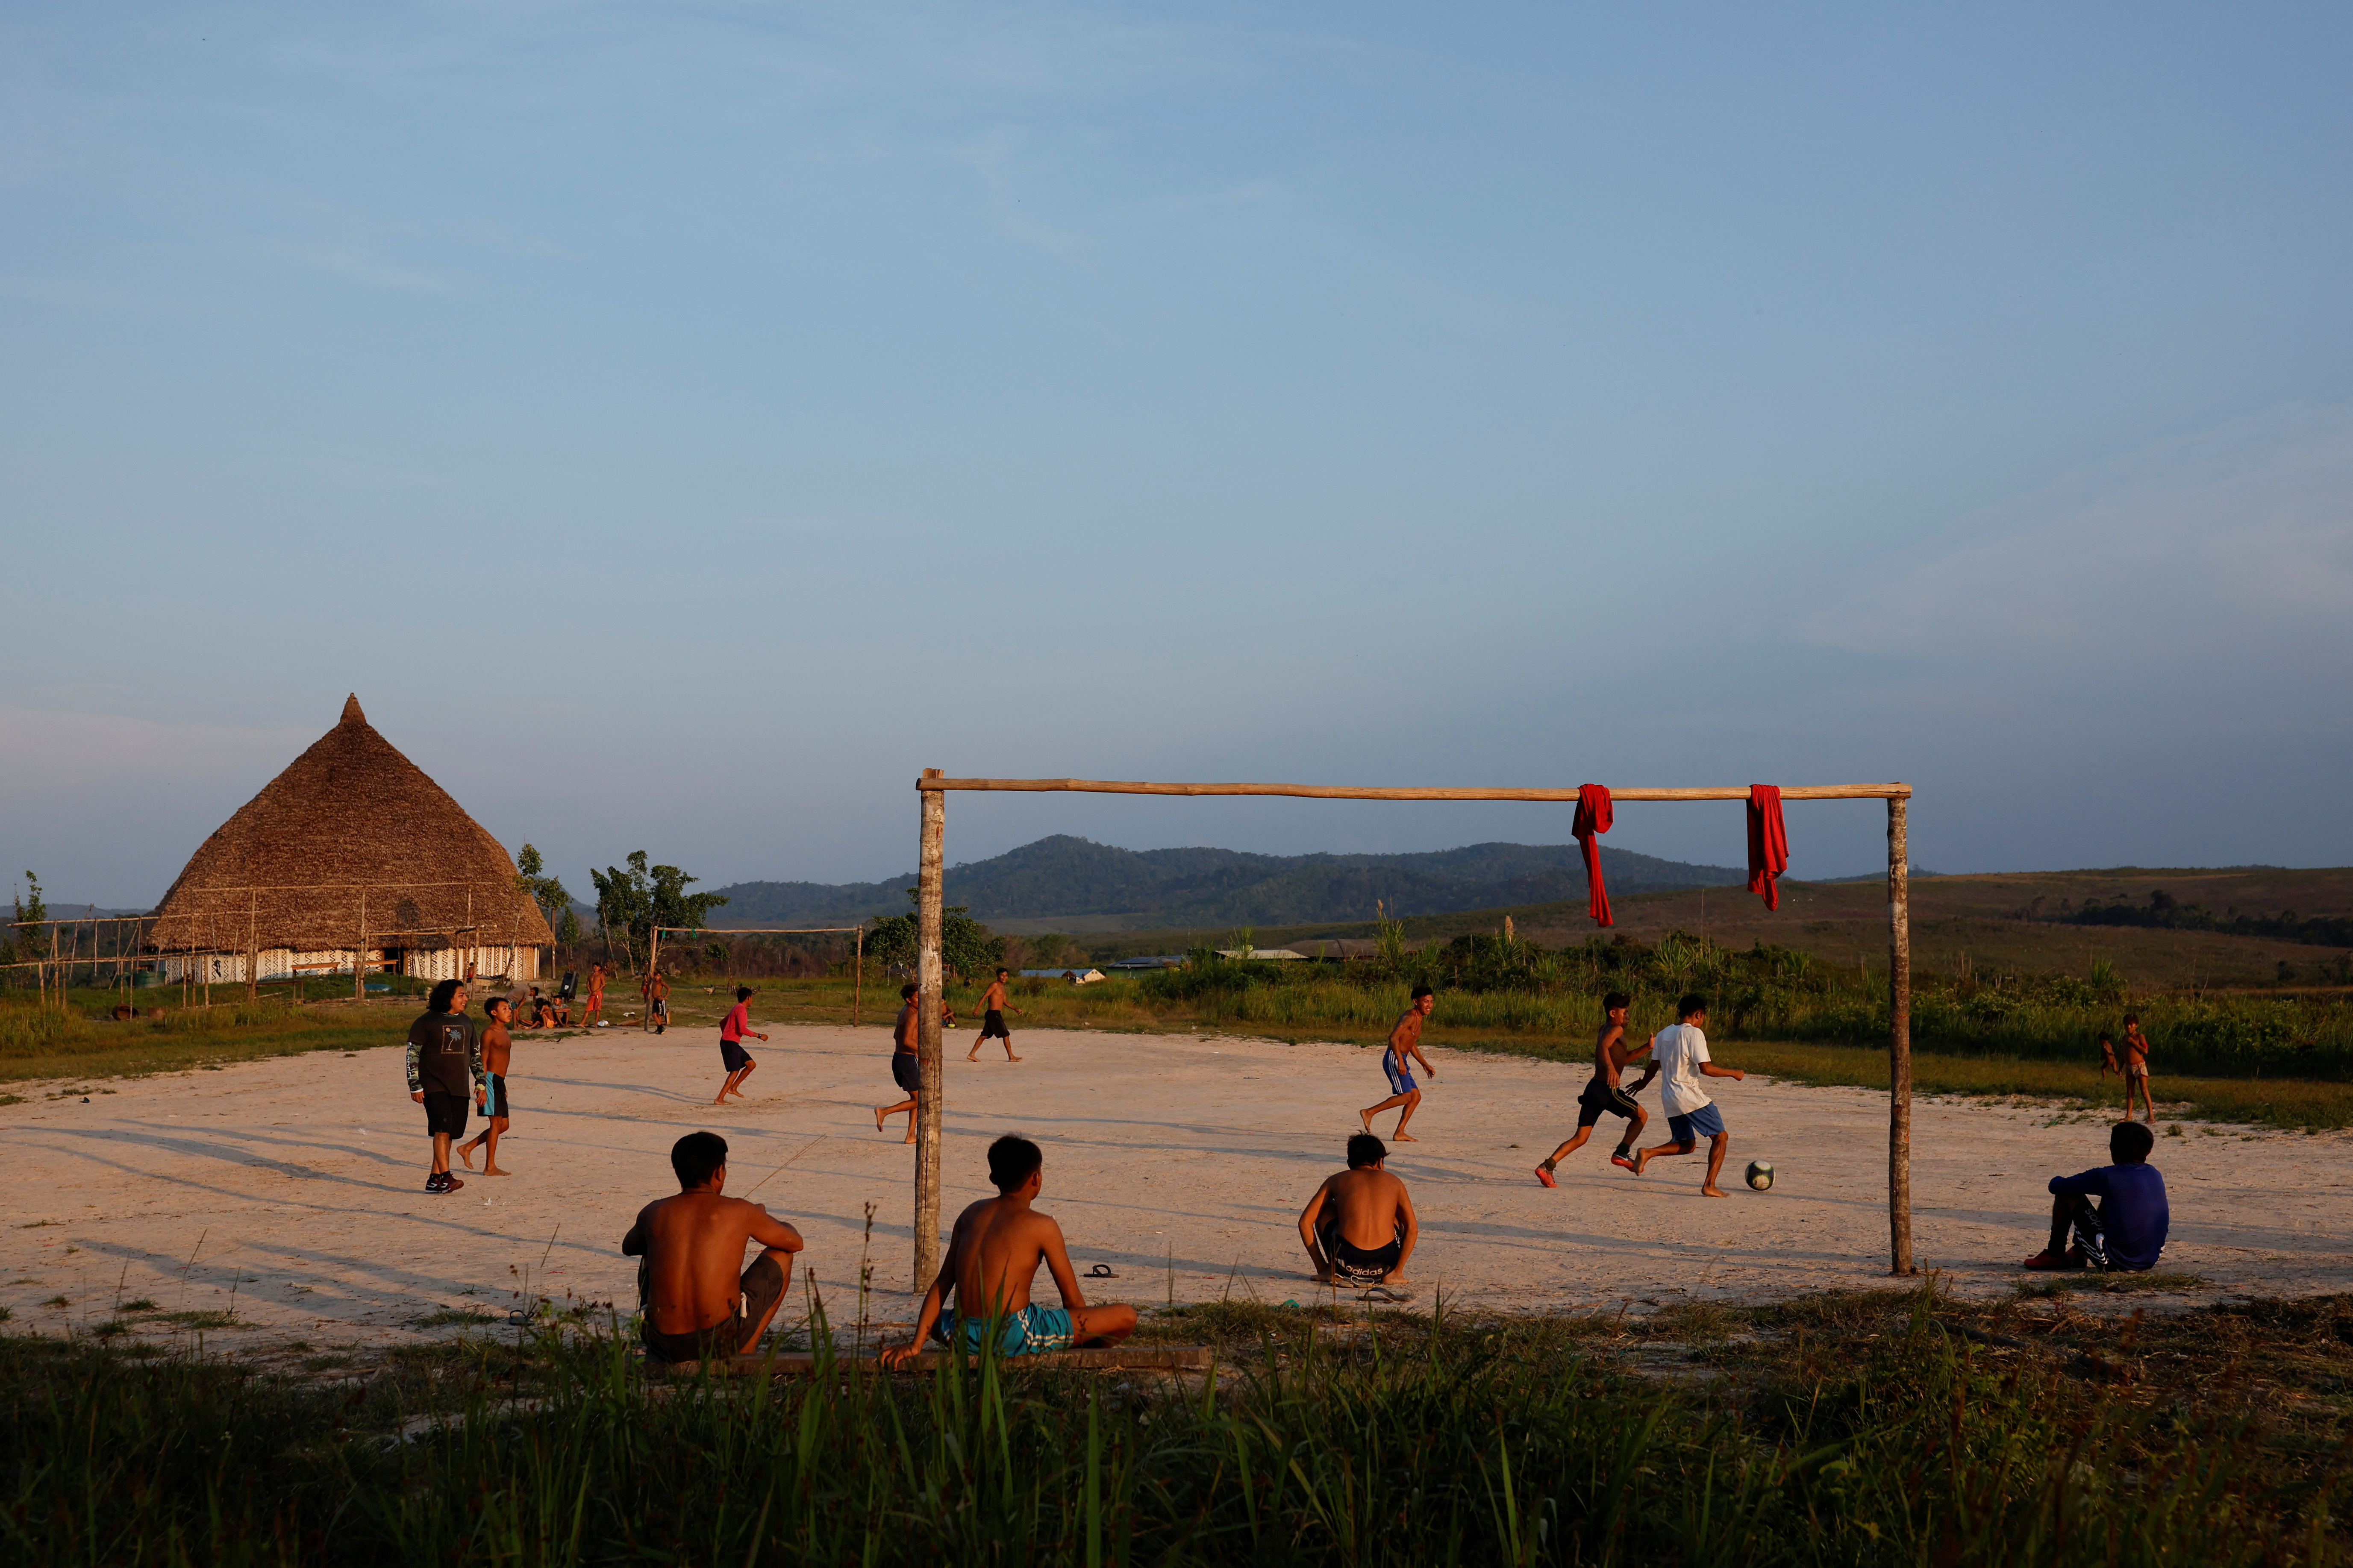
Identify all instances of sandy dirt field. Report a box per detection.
[6,1023,2349,1357]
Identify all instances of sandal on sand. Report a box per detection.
[1357,1286,1410,1304]
[1085,1264,1118,1279]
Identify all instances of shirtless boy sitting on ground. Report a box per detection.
[882,1135,1137,1365]
[1299,1132,1419,1287]
[621,1130,805,1363]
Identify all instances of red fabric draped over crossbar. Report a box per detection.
[1573,784,1614,926]
[1747,785,1789,911]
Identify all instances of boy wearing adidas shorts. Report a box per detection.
[1632,993,1745,1196]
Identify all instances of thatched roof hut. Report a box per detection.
[147,695,552,977]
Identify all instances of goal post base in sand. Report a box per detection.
[907,773,1917,1295]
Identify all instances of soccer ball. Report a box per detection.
[1745,1161,1774,1192]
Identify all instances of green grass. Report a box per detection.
[2013,1271,2210,1298]
[3,1284,2348,1565]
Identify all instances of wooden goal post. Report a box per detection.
[907,771,1917,1293]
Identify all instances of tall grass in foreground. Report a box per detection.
[4,1292,2338,1565]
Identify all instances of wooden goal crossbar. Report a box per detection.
[649,925,867,1026]
[907,770,1917,1293]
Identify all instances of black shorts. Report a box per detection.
[1317,1212,1406,1285]
[481,1073,512,1123]
[640,1253,786,1363]
[720,1039,752,1072]
[892,1050,923,1094]
[651,998,668,1016]
[1576,1078,1641,1128]
[421,1091,469,1138]
[982,1009,1010,1039]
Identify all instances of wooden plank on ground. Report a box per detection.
[652,1345,1214,1378]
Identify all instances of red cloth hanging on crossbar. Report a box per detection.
[1573,784,1614,927]
[1747,784,1789,911]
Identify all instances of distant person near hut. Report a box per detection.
[967,967,1024,1063]
[405,979,482,1194]
[583,963,607,1027]
[458,995,517,1176]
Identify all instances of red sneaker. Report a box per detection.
[1533,1165,1556,1189]
[1610,1152,1638,1173]
[2021,1248,2072,1271]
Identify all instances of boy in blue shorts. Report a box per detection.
[1361,986,1438,1142]
[883,1135,1138,1365]
[1631,993,1745,1196]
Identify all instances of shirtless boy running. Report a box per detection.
[967,968,1024,1062]
[1534,991,1657,1185]
[622,1131,805,1363]
[457,995,516,1176]
[882,1135,1136,1365]
[1299,1133,1419,1287]
[1361,986,1438,1141]
[875,983,923,1142]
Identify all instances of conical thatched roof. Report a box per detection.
[147,695,555,954]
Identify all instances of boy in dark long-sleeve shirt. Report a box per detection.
[2023,1120,2169,1271]
[405,979,483,1195]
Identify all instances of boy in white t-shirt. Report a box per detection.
[1631,993,1745,1196]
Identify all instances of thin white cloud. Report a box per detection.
[1805,403,2353,663]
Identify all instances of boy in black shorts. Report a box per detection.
[875,983,924,1143]
[968,967,1024,1062]
[405,978,482,1194]
[1535,993,1655,1185]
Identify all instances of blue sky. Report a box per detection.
[6,3,2350,907]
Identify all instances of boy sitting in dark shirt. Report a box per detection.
[2023,1120,2169,1271]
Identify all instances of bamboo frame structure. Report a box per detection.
[648,925,866,1026]
[908,772,1917,1292]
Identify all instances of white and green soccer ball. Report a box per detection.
[1745,1160,1775,1192]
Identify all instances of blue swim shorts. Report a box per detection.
[1384,1054,1417,1095]
[1667,1104,1726,1142]
[938,1304,1077,1356]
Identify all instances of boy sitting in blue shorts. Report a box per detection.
[882,1135,1138,1365]
[1631,993,1746,1196]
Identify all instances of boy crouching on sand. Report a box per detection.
[1300,1133,1418,1287]
[884,1136,1136,1366]
[2023,1120,2169,1272]
[1632,993,1746,1195]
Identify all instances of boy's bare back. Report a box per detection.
[1315,1166,1413,1250]
[626,1192,798,1334]
[948,1194,1080,1317]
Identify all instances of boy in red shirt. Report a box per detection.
[715,986,768,1105]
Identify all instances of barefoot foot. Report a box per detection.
[1359,1110,1376,1132]
[485,1165,511,1177]
[457,1144,476,1169]
[1006,1055,1021,1063]
[1394,1131,1419,1142]
[1701,1185,1727,1197]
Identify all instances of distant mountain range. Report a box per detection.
[708,835,1745,933]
